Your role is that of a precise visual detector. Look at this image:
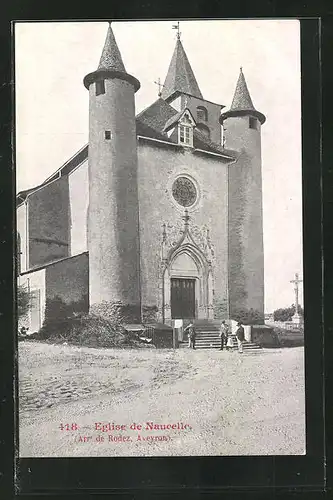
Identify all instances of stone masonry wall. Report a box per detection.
[225,115,265,319]
[137,140,229,321]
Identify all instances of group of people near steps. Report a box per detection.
[184,320,245,353]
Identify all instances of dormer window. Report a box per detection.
[178,111,194,147]
[163,108,196,147]
[179,124,192,145]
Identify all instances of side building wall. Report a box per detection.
[18,253,89,332]
[27,177,71,269]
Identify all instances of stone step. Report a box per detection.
[195,346,261,350]
[194,341,261,349]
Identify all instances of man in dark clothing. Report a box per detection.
[219,320,228,350]
[236,322,245,353]
[184,323,196,349]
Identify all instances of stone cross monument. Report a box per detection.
[290,273,303,325]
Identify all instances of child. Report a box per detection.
[226,332,234,351]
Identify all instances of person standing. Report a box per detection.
[219,320,228,350]
[236,321,245,353]
[184,323,196,349]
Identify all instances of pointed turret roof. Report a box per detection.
[161,39,203,101]
[83,23,140,92]
[230,68,255,111]
[220,68,265,124]
[97,24,126,72]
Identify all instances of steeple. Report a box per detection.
[84,23,140,92]
[161,38,203,101]
[220,68,265,124]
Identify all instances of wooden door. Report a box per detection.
[171,278,195,319]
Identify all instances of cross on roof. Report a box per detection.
[154,78,165,97]
[172,21,181,40]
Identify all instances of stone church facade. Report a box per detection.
[17,24,265,331]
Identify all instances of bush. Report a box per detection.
[273,304,304,322]
[33,295,151,348]
[17,285,32,319]
[231,307,264,325]
[37,313,151,348]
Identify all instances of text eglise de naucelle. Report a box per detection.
[94,422,192,432]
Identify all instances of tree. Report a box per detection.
[273,304,304,322]
[17,285,32,319]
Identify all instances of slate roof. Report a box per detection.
[161,39,203,101]
[83,23,140,92]
[230,68,255,111]
[97,24,126,72]
[220,68,266,124]
[136,98,236,158]
[136,98,177,137]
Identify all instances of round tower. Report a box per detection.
[84,23,141,322]
[220,68,266,322]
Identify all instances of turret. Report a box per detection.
[220,68,266,321]
[84,23,141,322]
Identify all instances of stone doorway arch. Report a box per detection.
[162,242,213,323]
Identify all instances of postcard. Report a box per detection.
[16,19,305,458]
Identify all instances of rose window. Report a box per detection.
[172,177,197,207]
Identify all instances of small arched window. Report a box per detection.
[197,106,208,122]
[249,117,258,130]
[96,79,105,96]
[196,123,211,140]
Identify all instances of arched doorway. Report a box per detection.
[162,244,213,322]
[170,251,200,320]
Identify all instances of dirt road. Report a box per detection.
[18,342,305,457]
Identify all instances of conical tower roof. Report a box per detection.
[230,68,255,111]
[220,68,265,124]
[97,24,126,72]
[161,38,203,101]
[84,23,140,92]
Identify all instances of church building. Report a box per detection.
[17,23,265,331]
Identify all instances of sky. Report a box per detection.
[15,20,303,313]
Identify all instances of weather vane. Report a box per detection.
[154,78,165,97]
[172,21,181,40]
